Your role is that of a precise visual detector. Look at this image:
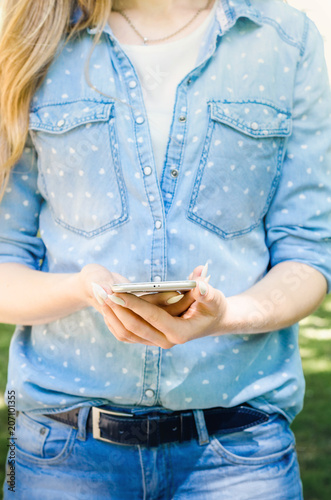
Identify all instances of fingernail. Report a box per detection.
[107,294,126,306]
[167,294,184,305]
[198,281,208,296]
[205,275,211,284]
[200,261,209,279]
[91,282,108,305]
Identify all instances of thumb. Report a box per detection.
[192,279,226,315]
[188,261,210,280]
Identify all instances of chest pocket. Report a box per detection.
[187,100,291,239]
[29,100,128,238]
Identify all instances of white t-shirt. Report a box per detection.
[121,2,217,178]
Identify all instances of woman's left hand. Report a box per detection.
[102,278,228,348]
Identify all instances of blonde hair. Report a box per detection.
[0,0,116,203]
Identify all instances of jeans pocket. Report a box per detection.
[209,413,295,466]
[15,412,77,466]
[187,99,291,238]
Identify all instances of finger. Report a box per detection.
[141,291,195,317]
[184,279,226,318]
[200,261,209,279]
[101,305,159,346]
[104,298,175,349]
[102,312,134,343]
[140,291,184,307]
[91,277,131,304]
[91,282,109,304]
[106,292,171,331]
[105,292,178,340]
[163,290,196,316]
[188,261,210,280]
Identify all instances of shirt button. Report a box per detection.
[145,389,155,398]
[143,166,152,176]
[155,220,162,230]
[57,119,65,127]
[251,122,259,130]
[136,116,145,124]
[171,169,179,178]
[187,78,192,85]
[40,427,47,435]
[129,80,137,88]
[179,115,186,122]
[153,276,162,282]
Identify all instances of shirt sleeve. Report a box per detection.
[0,133,46,269]
[265,17,331,292]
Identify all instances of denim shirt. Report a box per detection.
[1,0,331,422]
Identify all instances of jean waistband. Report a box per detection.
[43,403,270,448]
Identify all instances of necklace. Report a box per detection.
[116,0,213,45]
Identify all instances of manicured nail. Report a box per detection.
[91,282,108,305]
[107,294,126,306]
[167,294,184,305]
[200,261,209,279]
[198,281,208,296]
[205,275,211,283]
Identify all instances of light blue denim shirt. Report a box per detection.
[1,0,331,422]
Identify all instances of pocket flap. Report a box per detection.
[209,100,291,138]
[29,100,114,133]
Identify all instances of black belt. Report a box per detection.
[44,404,269,448]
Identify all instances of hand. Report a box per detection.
[78,263,204,343]
[103,267,227,348]
[132,263,209,317]
[79,263,129,304]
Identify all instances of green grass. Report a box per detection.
[291,297,331,500]
[0,298,330,499]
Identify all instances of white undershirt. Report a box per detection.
[121,2,217,178]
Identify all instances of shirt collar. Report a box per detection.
[215,0,263,34]
[86,0,263,39]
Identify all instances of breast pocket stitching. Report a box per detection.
[29,99,129,238]
[187,99,291,239]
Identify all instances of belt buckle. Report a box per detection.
[92,406,133,444]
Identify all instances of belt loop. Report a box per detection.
[193,409,210,446]
[147,414,160,448]
[76,406,91,441]
[179,413,184,443]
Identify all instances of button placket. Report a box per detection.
[116,44,165,283]
[160,87,188,214]
[140,348,161,406]
[111,48,164,404]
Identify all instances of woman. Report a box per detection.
[1,0,330,498]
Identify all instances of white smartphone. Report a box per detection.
[111,280,197,294]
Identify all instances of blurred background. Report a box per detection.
[1,1,331,499]
[288,0,331,76]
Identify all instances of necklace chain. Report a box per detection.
[116,0,213,45]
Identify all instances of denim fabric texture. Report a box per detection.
[3,408,303,499]
[1,0,331,423]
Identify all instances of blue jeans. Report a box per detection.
[3,406,303,499]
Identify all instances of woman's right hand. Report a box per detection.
[78,263,162,344]
[79,263,129,307]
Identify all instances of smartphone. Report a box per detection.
[111,280,196,294]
